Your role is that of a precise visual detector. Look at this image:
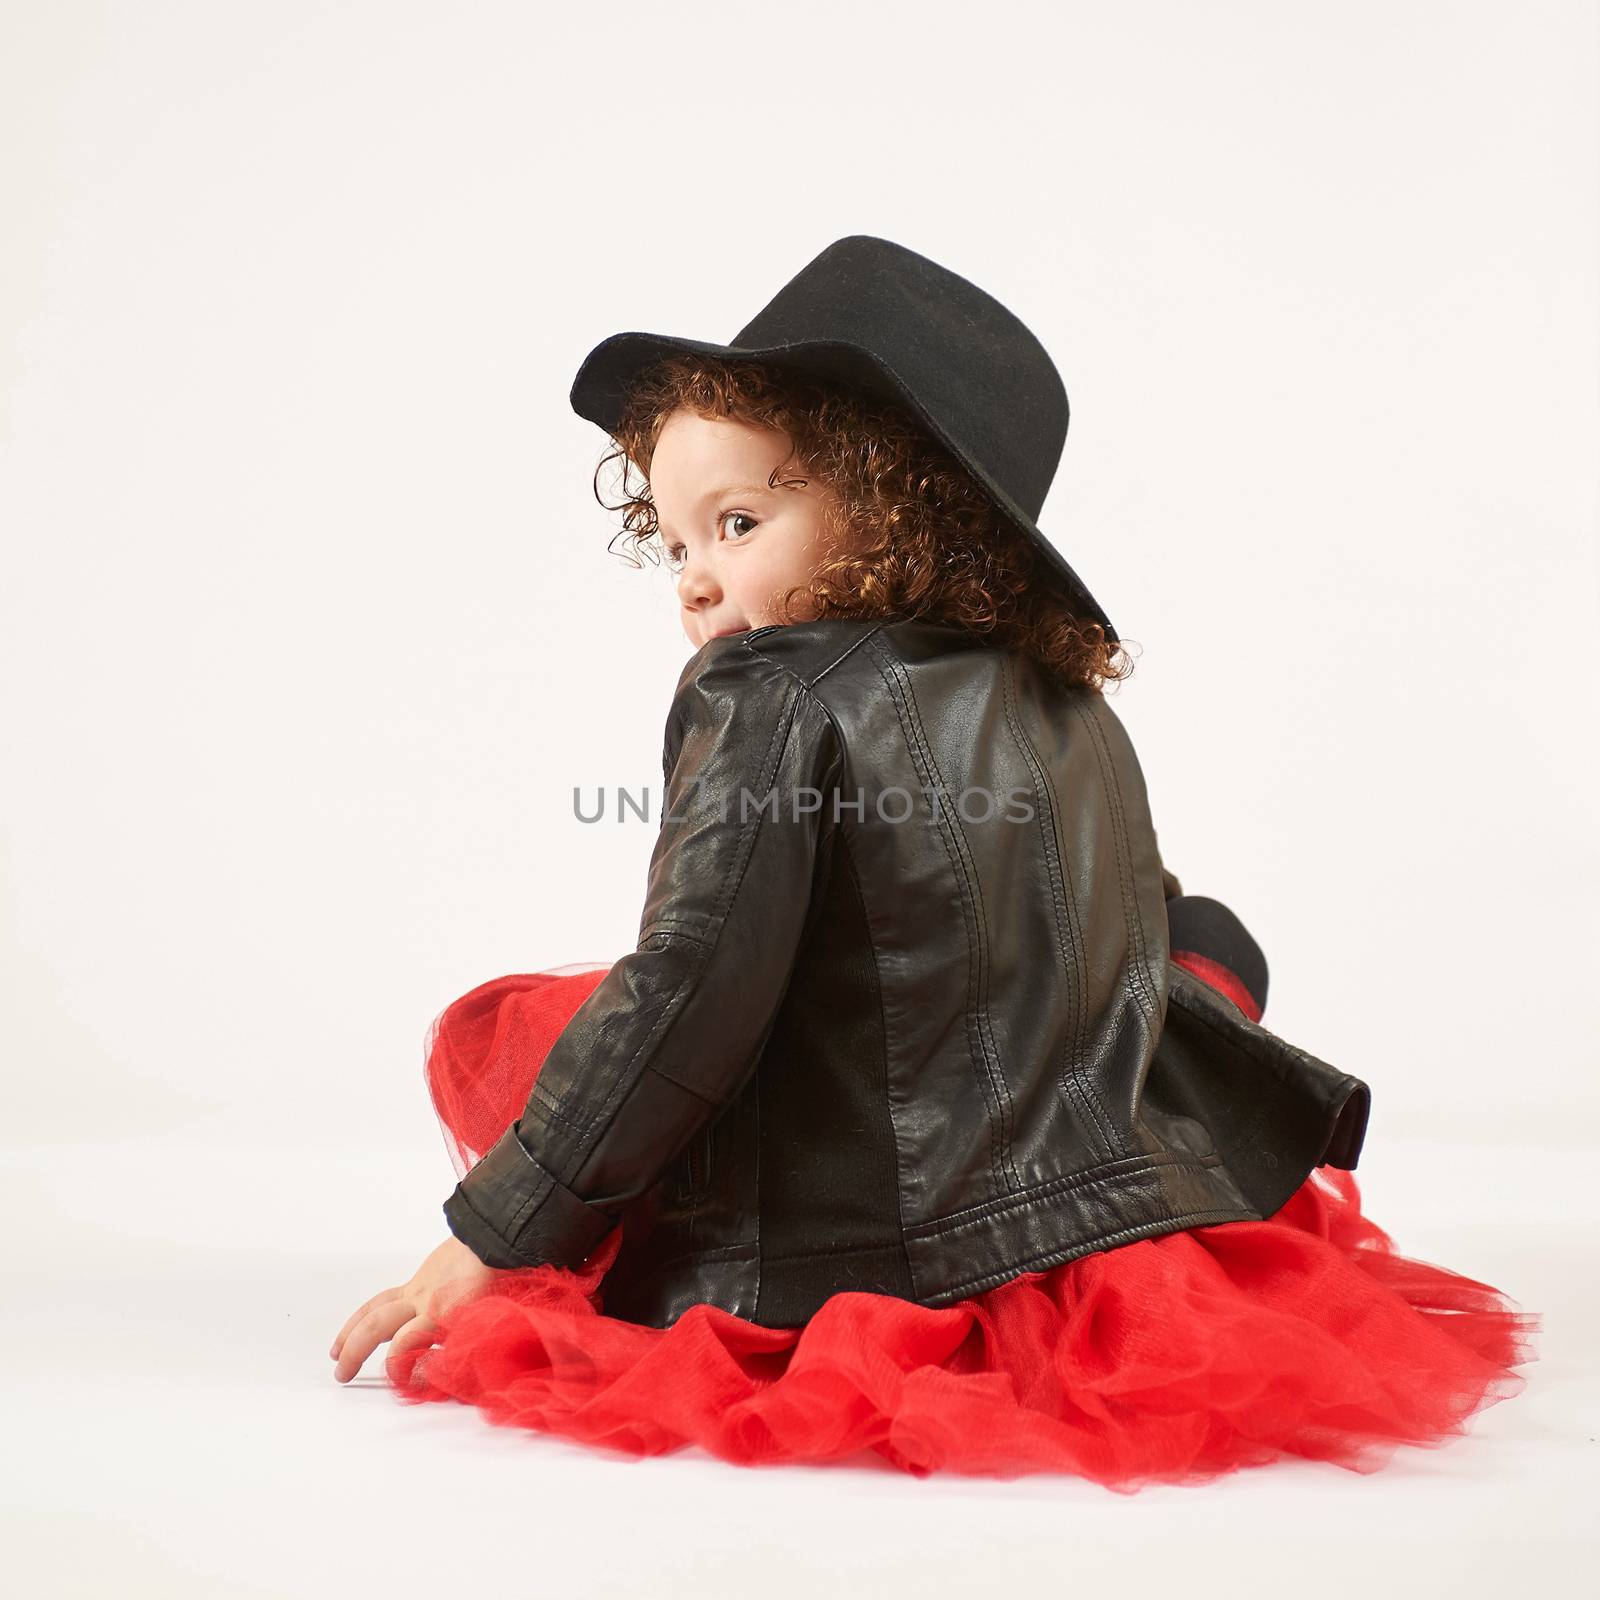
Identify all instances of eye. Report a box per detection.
[662,511,757,573]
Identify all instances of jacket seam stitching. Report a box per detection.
[885,638,1022,1188]
[741,623,885,692]
[999,659,1122,1159]
[527,1090,590,1132]
[1072,695,1161,1028]
[864,634,1016,1192]
[645,1057,727,1109]
[741,638,852,795]
[932,1205,1255,1300]
[903,1150,1222,1238]
[807,626,884,686]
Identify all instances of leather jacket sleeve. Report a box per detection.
[1158,845,1269,1021]
[442,640,843,1270]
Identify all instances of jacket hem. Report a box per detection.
[919,1203,1257,1303]
[594,1154,1264,1329]
[900,1149,1222,1241]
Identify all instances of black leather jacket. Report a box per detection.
[443,618,1370,1328]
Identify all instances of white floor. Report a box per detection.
[4,1132,1594,1600]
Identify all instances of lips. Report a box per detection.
[709,624,751,640]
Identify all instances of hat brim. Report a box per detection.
[569,331,1116,642]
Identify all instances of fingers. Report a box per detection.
[332,1298,416,1384]
[385,1315,440,1384]
[330,1286,402,1361]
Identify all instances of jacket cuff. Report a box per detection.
[442,1124,620,1271]
[1167,894,1269,1023]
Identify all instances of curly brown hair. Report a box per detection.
[590,354,1134,692]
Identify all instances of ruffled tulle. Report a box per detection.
[390,968,1538,1486]
[419,965,613,1179]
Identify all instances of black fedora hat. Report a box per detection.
[568,234,1117,642]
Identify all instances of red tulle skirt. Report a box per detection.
[389,966,1538,1487]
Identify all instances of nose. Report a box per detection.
[675,548,720,612]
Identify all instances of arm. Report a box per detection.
[1157,853,1270,1024]
[442,640,842,1270]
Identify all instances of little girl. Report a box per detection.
[329,235,1536,1487]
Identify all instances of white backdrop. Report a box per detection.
[3,4,1596,1595]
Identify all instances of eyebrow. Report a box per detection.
[696,480,773,507]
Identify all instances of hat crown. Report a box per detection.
[729,236,1068,522]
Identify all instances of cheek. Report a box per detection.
[774,518,829,575]
[730,518,829,607]
[736,542,800,592]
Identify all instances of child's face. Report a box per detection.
[649,408,841,649]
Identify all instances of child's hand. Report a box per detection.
[329,1233,501,1383]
